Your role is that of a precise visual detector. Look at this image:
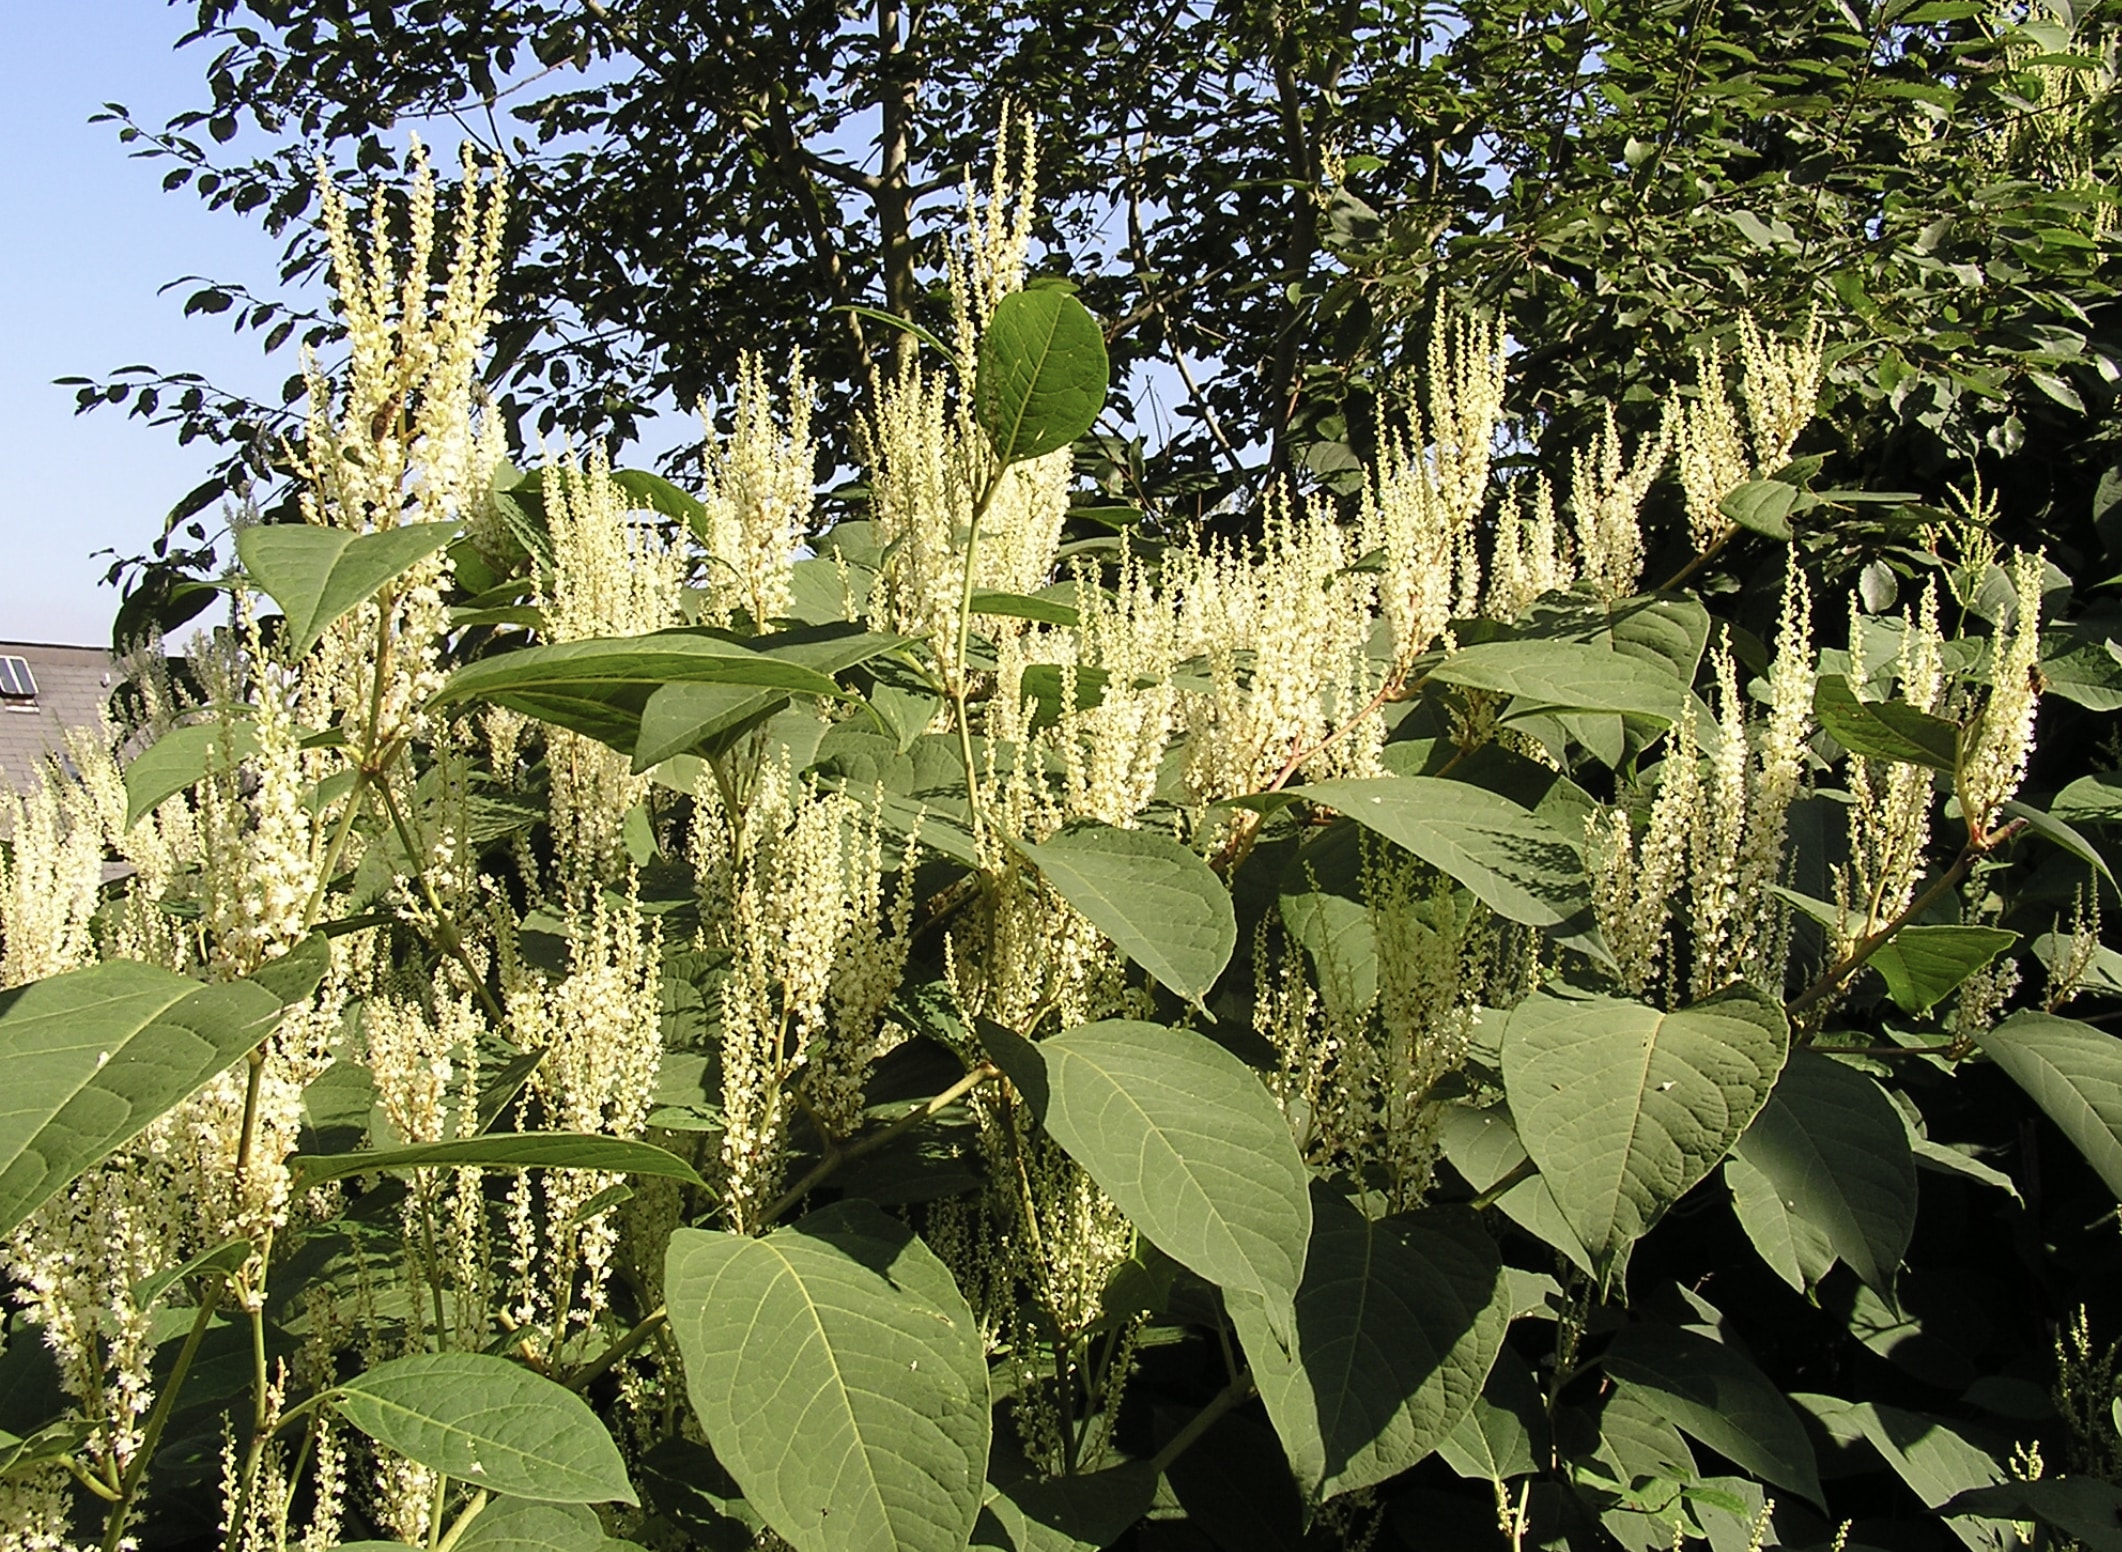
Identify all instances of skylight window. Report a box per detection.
[0,656,35,701]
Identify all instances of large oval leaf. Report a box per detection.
[1228,1187,1507,1500]
[1603,1325,1824,1509]
[431,633,845,754]
[0,941,325,1236]
[974,290,1108,463]
[1980,1010,2122,1196]
[292,1132,708,1190]
[1301,776,1591,932]
[238,521,460,658]
[665,1202,990,1552]
[122,720,261,828]
[1427,640,1685,723]
[332,1353,635,1505]
[984,1020,1310,1327]
[1728,1052,1915,1294]
[1014,823,1236,1008]
[1500,987,1789,1281]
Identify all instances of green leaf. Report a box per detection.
[1869,925,2018,1015]
[1013,823,1236,1007]
[237,521,460,657]
[123,721,262,827]
[971,589,1080,627]
[1999,798,2116,886]
[0,956,314,1237]
[1436,1349,1544,1485]
[984,1020,1310,1326]
[1979,1010,2122,1196]
[632,683,789,771]
[609,468,707,533]
[292,1133,708,1189]
[974,290,1109,463]
[1602,1326,1824,1508]
[1300,777,1592,932]
[1428,641,1685,723]
[1228,1187,1507,1500]
[431,633,844,754]
[1718,479,1803,540]
[333,1353,635,1505]
[2053,770,2122,823]
[454,1497,619,1552]
[1800,1397,2013,1552]
[975,1461,1157,1552]
[1500,987,1789,1281]
[1435,1101,1603,1280]
[664,1202,990,1552]
[1728,1052,1915,1293]
[1944,1479,2122,1551]
[1814,674,1959,772]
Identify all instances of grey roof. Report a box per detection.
[0,642,116,790]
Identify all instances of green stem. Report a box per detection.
[303,768,370,929]
[1786,837,1997,1018]
[376,777,509,1026]
[100,1285,221,1550]
[1147,1372,1254,1474]
[1654,523,1736,595]
[1468,1156,1539,1211]
[434,1490,489,1552]
[949,467,1006,858]
[764,1062,999,1224]
[565,1307,670,1394]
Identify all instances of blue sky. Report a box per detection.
[0,1,320,646]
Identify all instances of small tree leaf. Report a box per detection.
[0,954,318,1237]
[1814,674,1959,772]
[664,1202,990,1552]
[1729,1052,1915,1293]
[1014,823,1236,1007]
[1500,987,1789,1282]
[122,721,261,827]
[237,521,460,657]
[1980,1010,2122,1196]
[1603,1326,1824,1508]
[333,1353,635,1505]
[292,1133,708,1189]
[1869,925,2018,1015]
[1301,777,1592,932]
[1228,1187,1508,1500]
[974,290,1108,463]
[984,1020,1310,1326]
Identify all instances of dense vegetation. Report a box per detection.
[8,1,2122,1549]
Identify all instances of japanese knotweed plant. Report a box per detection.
[1,121,2120,1552]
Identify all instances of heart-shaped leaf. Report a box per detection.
[1014,823,1235,1007]
[237,521,460,657]
[332,1352,635,1505]
[665,1202,990,1552]
[0,940,325,1236]
[1501,987,1789,1281]
[1229,1187,1507,1500]
[984,1020,1310,1330]
[974,290,1108,463]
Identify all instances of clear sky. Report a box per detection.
[0,0,323,648]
